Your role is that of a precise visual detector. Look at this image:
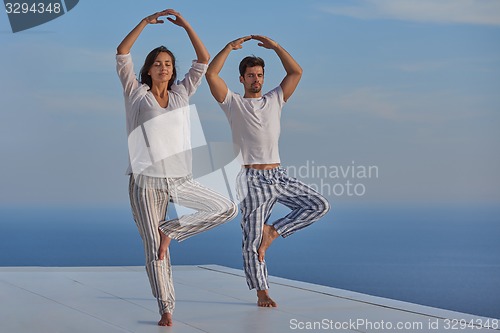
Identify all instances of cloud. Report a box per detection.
[336,86,500,127]
[320,0,500,26]
[282,118,320,133]
[35,90,122,115]
[335,87,403,121]
[391,60,451,73]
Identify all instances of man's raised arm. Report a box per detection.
[206,36,252,103]
[252,35,302,102]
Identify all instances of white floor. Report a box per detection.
[0,265,498,333]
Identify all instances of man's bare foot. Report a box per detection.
[158,312,173,326]
[158,228,171,261]
[258,224,279,262]
[257,289,277,307]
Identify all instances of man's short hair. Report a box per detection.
[239,56,265,77]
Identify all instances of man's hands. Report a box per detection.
[227,36,252,50]
[252,35,279,50]
[225,35,278,51]
[207,36,254,103]
[206,34,300,103]
[223,35,300,102]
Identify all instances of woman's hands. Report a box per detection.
[144,9,190,29]
[118,8,208,63]
[164,9,190,28]
[143,10,168,25]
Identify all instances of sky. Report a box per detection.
[0,0,499,206]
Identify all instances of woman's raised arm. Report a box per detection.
[117,10,168,55]
[163,9,210,64]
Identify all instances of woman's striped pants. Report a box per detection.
[129,173,237,315]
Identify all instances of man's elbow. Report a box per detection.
[295,66,303,77]
[206,68,218,80]
[287,66,302,79]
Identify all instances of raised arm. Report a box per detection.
[164,9,210,64]
[206,36,252,103]
[251,35,302,102]
[117,10,168,55]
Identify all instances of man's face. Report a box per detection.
[240,66,264,94]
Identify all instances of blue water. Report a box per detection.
[1,203,499,319]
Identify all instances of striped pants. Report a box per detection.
[129,174,237,315]
[236,167,330,291]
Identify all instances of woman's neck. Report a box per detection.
[150,82,169,96]
[150,83,169,108]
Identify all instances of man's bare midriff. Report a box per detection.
[244,163,280,170]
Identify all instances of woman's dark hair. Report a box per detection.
[140,46,177,89]
[239,55,265,77]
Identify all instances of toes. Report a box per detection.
[258,299,276,307]
[158,314,173,326]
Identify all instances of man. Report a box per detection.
[206,35,330,307]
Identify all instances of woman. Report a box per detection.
[116,9,237,326]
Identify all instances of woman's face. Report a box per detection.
[148,52,173,86]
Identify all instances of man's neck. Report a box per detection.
[243,92,262,99]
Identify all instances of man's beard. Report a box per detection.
[249,84,262,93]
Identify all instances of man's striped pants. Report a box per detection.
[236,167,331,291]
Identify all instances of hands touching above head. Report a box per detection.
[208,34,300,103]
[118,8,209,63]
[158,9,210,63]
[251,35,280,50]
[227,36,252,50]
[163,9,192,30]
[207,34,298,103]
[142,10,167,25]
[143,9,188,28]
[225,35,278,51]
[117,9,184,55]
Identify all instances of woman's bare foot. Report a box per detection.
[258,224,279,262]
[158,228,171,261]
[158,312,173,326]
[257,289,277,307]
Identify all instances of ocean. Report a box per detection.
[1,202,499,319]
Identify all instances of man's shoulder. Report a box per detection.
[227,89,243,99]
[222,89,244,105]
[263,86,284,105]
[263,86,283,98]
